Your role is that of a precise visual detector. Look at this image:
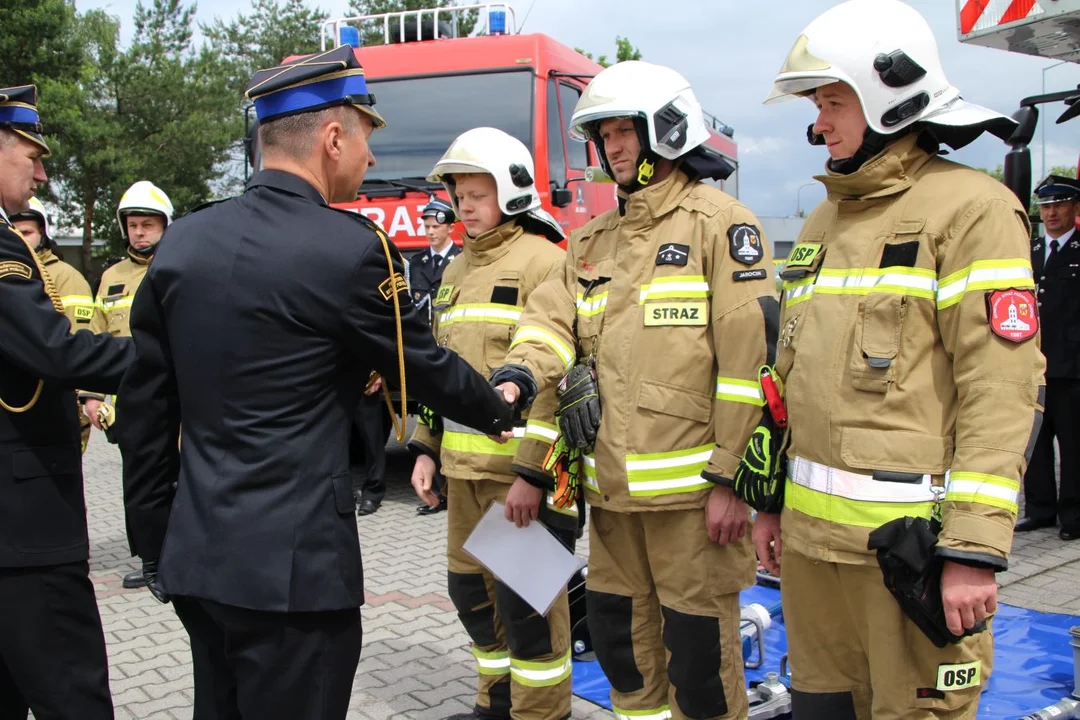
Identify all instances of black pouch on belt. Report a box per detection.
[867,516,987,649]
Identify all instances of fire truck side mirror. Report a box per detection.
[551,186,573,208]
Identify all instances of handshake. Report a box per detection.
[487,361,601,449]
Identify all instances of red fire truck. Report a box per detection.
[248,3,740,256]
[955,0,1080,215]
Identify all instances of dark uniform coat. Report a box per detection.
[118,170,514,613]
[1033,230,1080,379]
[0,214,133,568]
[410,243,462,324]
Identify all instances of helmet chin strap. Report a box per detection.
[824,126,898,175]
[591,118,663,197]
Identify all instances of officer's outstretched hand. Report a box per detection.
[488,383,520,444]
[753,512,782,576]
[411,455,439,508]
[504,477,542,528]
[940,561,998,636]
[705,485,749,546]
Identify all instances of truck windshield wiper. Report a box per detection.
[357,177,441,198]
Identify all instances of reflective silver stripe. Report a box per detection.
[789,456,937,503]
[443,419,526,438]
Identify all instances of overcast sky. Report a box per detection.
[77,0,1080,217]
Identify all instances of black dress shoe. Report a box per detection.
[1015,516,1055,532]
[417,498,447,516]
[122,568,148,589]
[1060,528,1080,541]
[357,499,380,516]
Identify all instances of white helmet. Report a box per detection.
[428,127,541,216]
[764,0,1014,143]
[10,196,52,243]
[428,127,564,242]
[117,180,173,240]
[569,61,710,184]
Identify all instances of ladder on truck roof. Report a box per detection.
[320,3,518,50]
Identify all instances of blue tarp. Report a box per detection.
[572,584,1078,719]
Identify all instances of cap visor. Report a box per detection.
[13,128,50,157]
[355,104,386,129]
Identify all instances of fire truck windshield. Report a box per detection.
[364,70,534,182]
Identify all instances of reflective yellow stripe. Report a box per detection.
[814,266,938,300]
[437,302,521,326]
[473,647,511,675]
[613,706,673,720]
[625,444,713,497]
[785,456,937,528]
[937,259,1034,309]
[639,275,709,303]
[443,431,521,457]
[715,377,764,405]
[510,326,575,370]
[783,276,816,307]
[946,471,1020,514]
[60,294,95,308]
[583,453,599,493]
[786,479,935,528]
[576,291,608,318]
[524,419,558,443]
[509,650,572,687]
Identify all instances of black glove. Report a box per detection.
[555,359,601,450]
[489,363,538,412]
[868,516,987,648]
[731,408,786,513]
[142,560,170,604]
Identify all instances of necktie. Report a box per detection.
[1048,239,1059,264]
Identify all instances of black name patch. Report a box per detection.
[733,268,768,282]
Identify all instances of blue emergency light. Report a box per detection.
[339,26,361,48]
[488,8,507,35]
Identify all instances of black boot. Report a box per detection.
[123,567,148,589]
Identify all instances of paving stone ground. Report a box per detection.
[78,429,1078,719]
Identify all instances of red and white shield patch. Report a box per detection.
[986,289,1038,342]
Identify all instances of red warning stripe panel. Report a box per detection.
[1000,0,1038,25]
[960,0,992,34]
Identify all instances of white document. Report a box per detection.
[462,502,586,616]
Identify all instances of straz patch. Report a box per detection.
[728,224,764,266]
[0,260,32,281]
[733,268,768,282]
[378,273,409,301]
[987,289,1038,342]
[435,284,454,305]
[644,301,708,326]
[936,661,980,692]
[656,243,689,266]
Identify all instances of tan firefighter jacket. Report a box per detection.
[38,249,96,330]
[93,249,150,337]
[408,221,574,525]
[503,168,778,515]
[776,132,1045,569]
[80,248,150,404]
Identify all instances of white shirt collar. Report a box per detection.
[1046,227,1076,261]
[0,206,8,224]
[432,243,453,259]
